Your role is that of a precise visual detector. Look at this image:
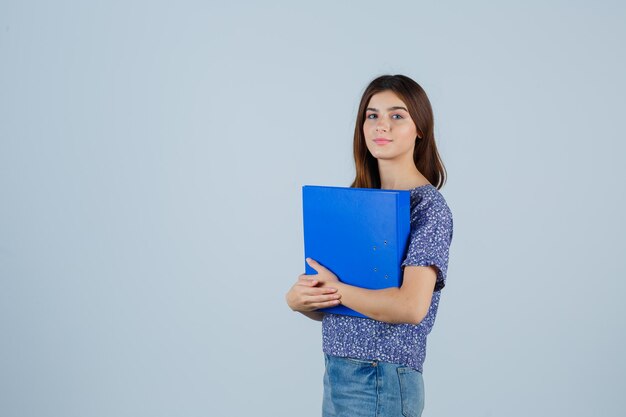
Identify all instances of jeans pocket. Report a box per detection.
[397,367,424,417]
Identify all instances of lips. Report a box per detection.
[374,138,391,144]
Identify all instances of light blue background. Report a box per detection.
[1,1,625,416]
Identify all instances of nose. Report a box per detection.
[375,117,390,133]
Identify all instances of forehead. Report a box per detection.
[367,90,407,109]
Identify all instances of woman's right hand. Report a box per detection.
[285,274,342,312]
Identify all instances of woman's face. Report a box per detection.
[363,90,419,162]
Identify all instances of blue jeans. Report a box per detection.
[322,354,424,417]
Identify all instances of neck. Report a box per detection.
[377,154,427,190]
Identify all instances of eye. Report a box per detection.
[366,113,377,119]
[392,114,403,120]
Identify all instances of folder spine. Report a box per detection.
[396,192,411,286]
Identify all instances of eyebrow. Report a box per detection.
[366,106,409,112]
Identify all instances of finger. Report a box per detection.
[296,280,338,292]
[305,287,337,294]
[305,293,341,304]
[310,298,342,309]
[298,277,319,287]
[305,257,326,273]
[299,273,314,281]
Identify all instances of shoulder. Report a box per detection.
[408,185,453,225]
[401,185,454,283]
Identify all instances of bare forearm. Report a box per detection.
[335,282,418,324]
[299,311,325,322]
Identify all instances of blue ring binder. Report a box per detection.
[302,185,411,318]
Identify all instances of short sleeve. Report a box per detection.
[401,198,453,292]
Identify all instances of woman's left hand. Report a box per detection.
[305,258,340,287]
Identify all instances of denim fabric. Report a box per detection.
[322,354,424,417]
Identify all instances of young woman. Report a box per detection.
[285,74,453,417]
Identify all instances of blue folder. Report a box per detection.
[302,185,411,318]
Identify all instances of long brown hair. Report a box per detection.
[350,74,447,190]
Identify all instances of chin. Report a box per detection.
[371,153,396,161]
